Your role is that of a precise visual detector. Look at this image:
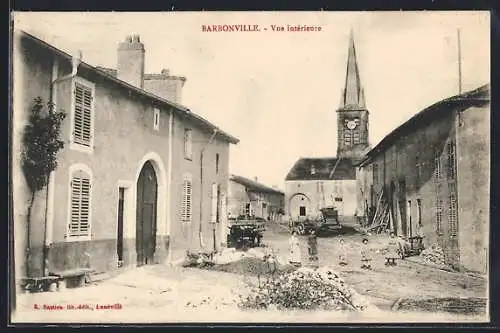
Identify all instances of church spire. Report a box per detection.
[340,29,366,109]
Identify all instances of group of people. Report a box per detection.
[288,230,403,269]
[288,229,319,267]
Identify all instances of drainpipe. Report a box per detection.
[42,51,82,276]
[166,110,174,265]
[199,128,218,249]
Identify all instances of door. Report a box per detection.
[117,187,125,265]
[136,161,158,266]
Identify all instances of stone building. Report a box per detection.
[227,175,284,221]
[357,84,490,273]
[285,30,371,220]
[12,31,239,280]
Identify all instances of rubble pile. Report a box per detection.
[238,267,369,311]
[420,244,446,266]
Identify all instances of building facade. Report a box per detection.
[285,31,370,220]
[12,31,239,279]
[227,175,284,221]
[285,158,357,220]
[358,85,490,273]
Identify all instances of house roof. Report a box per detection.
[285,157,357,181]
[357,84,490,167]
[230,175,284,195]
[18,30,239,145]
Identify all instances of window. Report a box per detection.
[447,140,456,180]
[184,129,193,160]
[416,156,422,187]
[335,197,343,202]
[434,148,442,179]
[153,108,160,131]
[67,165,92,239]
[373,163,379,184]
[436,197,443,234]
[210,183,218,223]
[353,131,360,144]
[181,174,192,222]
[299,206,306,216]
[448,183,458,236]
[344,131,352,146]
[216,153,220,174]
[416,199,422,225]
[311,164,316,175]
[245,203,251,215]
[71,78,95,152]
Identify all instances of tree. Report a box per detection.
[21,97,66,277]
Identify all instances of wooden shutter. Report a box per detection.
[210,183,217,223]
[74,82,93,146]
[184,129,193,159]
[69,170,91,237]
[181,175,192,222]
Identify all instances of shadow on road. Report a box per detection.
[318,225,360,238]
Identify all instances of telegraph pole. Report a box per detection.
[457,29,462,94]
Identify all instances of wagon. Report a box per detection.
[295,207,341,236]
[227,218,265,249]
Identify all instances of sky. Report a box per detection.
[13,11,490,190]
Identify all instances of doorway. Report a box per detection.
[117,187,125,266]
[136,161,158,266]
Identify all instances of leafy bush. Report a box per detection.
[239,267,367,311]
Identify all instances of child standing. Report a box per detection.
[360,238,372,269]
[385,232,400,266]
[307,230,319,265]
[288,230,302,267]
[338,238,348,266]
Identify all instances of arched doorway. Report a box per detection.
[136,161,158,266]
[289,193,311,221]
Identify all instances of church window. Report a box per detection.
[353,131,360,144]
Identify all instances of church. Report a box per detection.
[284,31,371,221]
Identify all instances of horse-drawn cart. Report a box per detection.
[227,218,265,249]
[294,207,342,236]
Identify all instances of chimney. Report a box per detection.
[117,34,145,88]
[254,177,258,182]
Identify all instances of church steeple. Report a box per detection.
[340,30,366,109]
[336,29,370,160]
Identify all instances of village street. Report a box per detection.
[261,219,488,313]
[13,218,488,324]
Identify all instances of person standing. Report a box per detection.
[338,238,348,266]
[307,230,319,264]
[288,230,302,267]
[360,238,372,269]
[385,232,400,266]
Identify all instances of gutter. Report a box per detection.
[199,128,219,249]
[42,51,82,276]
[166,110,174,265]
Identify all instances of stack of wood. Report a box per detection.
[366,188,392,234]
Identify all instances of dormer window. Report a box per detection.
[310,165,316,175]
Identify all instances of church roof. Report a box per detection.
[285,157,358,181]
[339,30,366,110]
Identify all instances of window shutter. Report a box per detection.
[69,170,91,237]
[184,129,193,159]
[74,82,93,146]
[181,175,192,222]
[210,183,217,223]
